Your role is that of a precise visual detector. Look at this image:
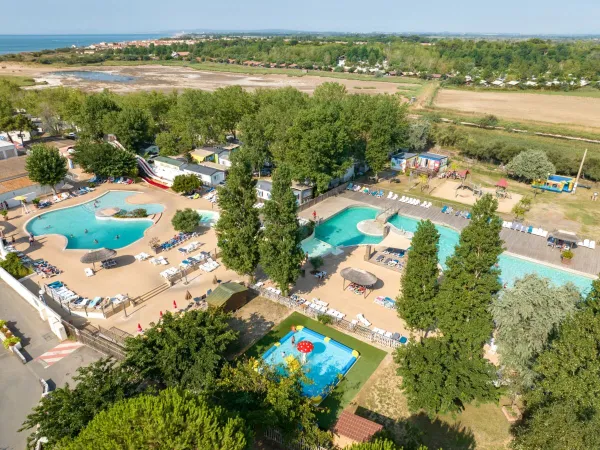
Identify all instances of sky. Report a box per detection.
[3,0,600,35]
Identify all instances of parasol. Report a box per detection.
[297,340,314,363]
[80,248,116,269]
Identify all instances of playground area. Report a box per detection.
[428,179,522,213]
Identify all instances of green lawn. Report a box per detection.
[245,312,387,428]
[0,75,38,86]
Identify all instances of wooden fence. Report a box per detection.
[297,182,350,213]
[254,287,402,350]
[62,321,127,360]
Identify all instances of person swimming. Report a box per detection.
[70,234,74,238]
[84,229,88,234]
[93,239,98,244]
[115,234,120,240]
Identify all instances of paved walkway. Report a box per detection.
[0,281,101,450]
[343,191,600,277]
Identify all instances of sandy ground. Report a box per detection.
[0,62,412,95]
[435,88,600,128]
[432,179,522,213]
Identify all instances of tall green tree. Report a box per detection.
[171,208,201,233]
[407,119,433,152]
[171,173,202,193]
[397,220,440,334]
[258,166,305,295]
[506,149,556,182]
[212,85,253,139]
[395,336,498,416]
[512,299,600,450]
[107,105,154,152]
[76,92,119,140]
[216,151,261,278]
[56,389,250,450]
[490,274,580,387]
[25,144,68,193]
[123,310,237,391]
[434,194,503,350]
[72,141,138,178]
[20,359,140,448]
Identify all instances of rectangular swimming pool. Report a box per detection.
[262,326,358,401]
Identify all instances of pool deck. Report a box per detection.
[313,191,600,277]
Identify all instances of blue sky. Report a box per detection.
[4,0,599,35]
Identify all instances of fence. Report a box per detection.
[297,182,349,213]
[43,284,131,320]
[62,321,127,360]
[264,428,328,450]
[254,287,401,350]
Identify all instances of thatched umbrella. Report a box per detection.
[80,248,117,269]
[340,267,378,298]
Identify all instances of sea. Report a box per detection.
[0,34,166,55]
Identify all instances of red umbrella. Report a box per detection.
[173,300,177,309]
[159,311,163,318]
[297,340,314,363]
[137,323,142,333]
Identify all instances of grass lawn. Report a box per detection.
[245,311,387,429]
[0,75,38,86]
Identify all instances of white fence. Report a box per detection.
[254,287,402,350]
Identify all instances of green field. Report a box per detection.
[0,75,38,87]
[245,312,387,428]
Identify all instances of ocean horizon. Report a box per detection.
[0,34,167,55]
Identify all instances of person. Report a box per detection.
[282,351,286,357]
[70,234,74,238]
[93,239,98,244]
[84,229,88,234]
[28,235,33,247]
[291,336,295,345]
[115,234,120,240]
[11,235,15,244]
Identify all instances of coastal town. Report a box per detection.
[1,18,600,450]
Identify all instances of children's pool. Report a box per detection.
[262,327,357,400]
[196,209,220,227]
[302,206,593,293]
[26,191,164,250]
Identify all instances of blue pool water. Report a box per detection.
[26,191,164,250]
[304,206,594,293]
[262,327,356,399]
[54,71,136,83]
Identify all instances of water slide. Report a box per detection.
[135,156,172,189]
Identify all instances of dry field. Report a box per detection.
[434,89,600,129]
[0,63,415,95]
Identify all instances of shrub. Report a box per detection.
[131,208,148,218]
[1,209,7,220]
[0,253,30,279]
[0,320,6,329]
[171,208,201,233]
[309,256,323,271]
[32,198,40,206]
[171,174,202,194]
[317,314,333,325]
[3,336,21,349]
[561,250,574,260]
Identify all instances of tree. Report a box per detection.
[123,310,237,391]
[259,166,305,295]
[512,301,600,449]
[395,336,498,416]
[171,208,201,233]
[76,92,120,140]
[434,194,503,350]
[11,114,36,146]
[156,130,189,156]
[212,85,253,139]
[506,149,556,182]
[216,151,261,278]
[106,106,153,152]
[20,359,140,448]
[25,144,68,193]
[72,141,138,178]
[407,119,432,152]
[489,274,580,388]
[56,389,249,450]
[216,360,328,446]
[171,174,202,194]
[397,220,440,334]
[0,252,30,278]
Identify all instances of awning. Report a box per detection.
[377,231,412,252]
[340,267,378,287]
[80,248,117,264]
[496,178,508,188]
[457,169,470,178]
[549,229,579,243]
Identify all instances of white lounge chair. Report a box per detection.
[357,313,371,327]
[84,268,94,277]
[392,194,398,200]
[590,241,596,249]
[583,239,590,248]
[135,252,150,261]
[387,191,393,199]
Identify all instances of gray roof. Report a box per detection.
[185,163,221,176]
[256,180,273,191]
[153,156,186,167]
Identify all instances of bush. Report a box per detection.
[309,256,323,271]
[0,253,31,279]
[0,320,6,329]
[1,210,7,220]
[317,314,333,325]
[3,336,20,349]
[32,198,40,205]
[562,250,574,260]
[131,208,148,218]
[171,208,201,233]
[171,174,202,194]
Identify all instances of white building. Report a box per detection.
[150,156,226,187]
[0,156,60,207]
[0,141,17,160]
[256,179,313,205]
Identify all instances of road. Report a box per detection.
[0,280,101,450]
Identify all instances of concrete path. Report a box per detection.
[0,280,101,450]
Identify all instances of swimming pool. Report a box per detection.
[26,191,164,250]
[303,206,594,293]
[196,209,220,227]
[262,326,358,401]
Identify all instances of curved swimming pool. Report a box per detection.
[304,206,594,293]
[26,191,164,250]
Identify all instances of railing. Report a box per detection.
[254,287,401,350]
[297,182,349,213]
[43,285,131,320]
[62,321,126,360]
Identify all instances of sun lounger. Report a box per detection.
[541,230,548,238]
[387,191,393,199]
[88,297,102,308]
[583,239,590,248]
[590,241,596,249]
[392,194,398,200]
[346,183,354,190]
[357,313,371,327]
[84,268,94,277]
[135,252,150,261]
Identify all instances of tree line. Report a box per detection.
[3,36,600,80]
[396,194,600,448]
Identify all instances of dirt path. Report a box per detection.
[0,63,416,95]
[435,89,600,128]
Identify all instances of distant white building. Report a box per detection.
[337,56,346,67]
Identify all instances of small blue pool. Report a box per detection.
[54,71,136,83]
[303,206,594,294]
[262,327,357,400]
[26,191,164,250]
